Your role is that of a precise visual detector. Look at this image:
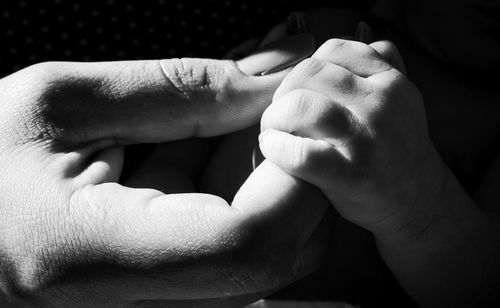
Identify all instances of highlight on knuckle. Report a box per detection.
[159,58,228,102]
[7,61,64,112]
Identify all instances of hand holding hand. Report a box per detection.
[259,38,437,240]
[0,46,331,307]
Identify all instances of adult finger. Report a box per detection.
[10,34,314,146]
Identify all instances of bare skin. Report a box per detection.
[0,58,333,307]
[3,4,493,307]
[199,6,500,307]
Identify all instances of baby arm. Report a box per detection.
[258,39,500,307]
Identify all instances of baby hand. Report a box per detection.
[259,39,441,239]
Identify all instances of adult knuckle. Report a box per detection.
[159,58,229,101]
[2,62,62,113]
[161,58,200,99]
[23,61,62,84]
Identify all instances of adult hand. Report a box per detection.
[0,40,332,307]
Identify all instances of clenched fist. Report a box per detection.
[258,37,497,307]
[259,38,432,237]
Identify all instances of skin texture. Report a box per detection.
[0,58,334,307]
[259,38,431,236]
[201,6,500,307]
[258,27,500,308]
[2,4,499,307]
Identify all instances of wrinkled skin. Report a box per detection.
[2,4,497,308]
[0,56,335,307]
[197,6,500,305]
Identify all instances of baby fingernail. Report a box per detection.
[354,21,372,43]
[237,33,315,76]
[287,11,308,35]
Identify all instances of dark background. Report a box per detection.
[0,1,405,306]
[0,0,375,77]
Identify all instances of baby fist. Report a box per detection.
[260,39,440,239]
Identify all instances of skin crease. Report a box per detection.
[2,6,496,308]
[197,7,500,307]
[199,8,393,304]
[38,5,494,306]
[0,55,336,307]
[115,10,364,307]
